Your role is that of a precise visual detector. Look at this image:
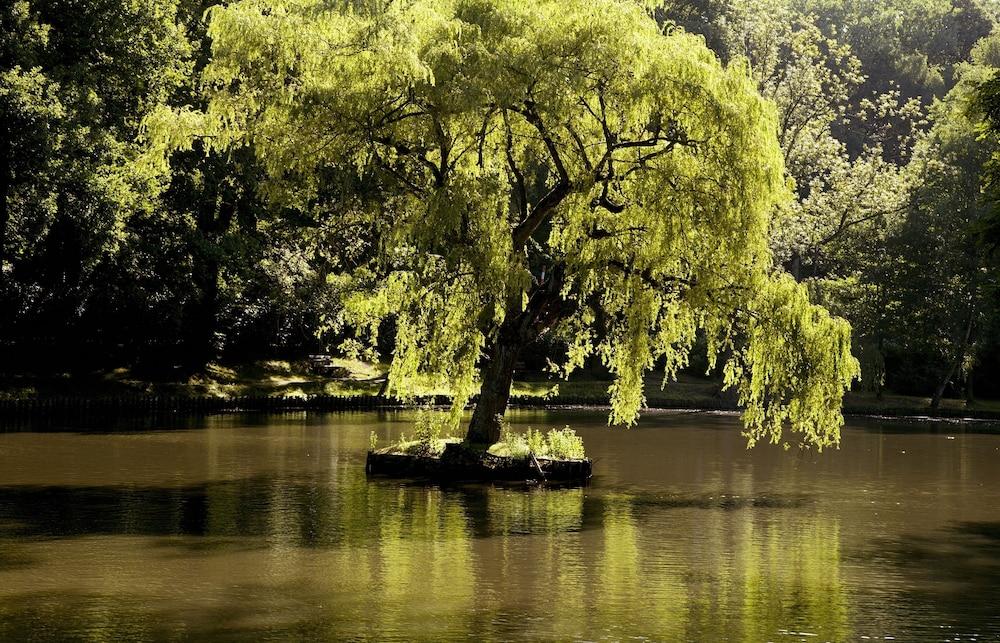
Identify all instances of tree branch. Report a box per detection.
[370,146,426,196]
[511,100,572,251]
[502,109,528,220]
[607,260,694,292]
[372,136,441,186]
[591,182,626,213]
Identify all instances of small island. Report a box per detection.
[367,425,593,483]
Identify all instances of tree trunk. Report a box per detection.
[788,250,802,282]
[874,335,885,401]
[465,263,570,447]
[465,334,521,446]
[931,311,975,410]
[0,129,10,292]
[376,370,390,398]
[179,196,235,374]
[930,359,958,410]
[180,253,220,374]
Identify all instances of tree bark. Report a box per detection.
[376,374,390,398]
[465,262,570,446]
[180,253,220,374]
[931,311,975,410]
[180,195,236,374]
[788,250,802,282]
[0,129,10,291]
[465,333,521,446]
[874,335,885,401]
[930,359,958,410]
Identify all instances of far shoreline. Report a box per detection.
[2,390,999,430]
[2,360,996,426]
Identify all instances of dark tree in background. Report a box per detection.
[1,0,999,409]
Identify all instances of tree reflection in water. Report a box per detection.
[2,412,997,640]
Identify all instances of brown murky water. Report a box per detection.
[1,409,999,641]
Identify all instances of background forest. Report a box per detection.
[3,0,1000,408]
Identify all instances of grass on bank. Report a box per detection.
[0,358,385,400]
[0,361,722,403]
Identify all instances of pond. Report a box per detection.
[0,409,998,641]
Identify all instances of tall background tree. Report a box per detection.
[0,0,191,370]
[0,0,344,375]
[661,0,1000,401]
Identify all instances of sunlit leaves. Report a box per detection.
[151,0,859,447]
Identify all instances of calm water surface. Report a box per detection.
[1,410,998,641]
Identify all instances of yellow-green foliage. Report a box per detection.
[546,427,587,460]
[490,426,586,460]
[381,409,462,456]
[412,408,456,445]
[146,0,859,449]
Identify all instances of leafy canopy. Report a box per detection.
[147,0,859,448]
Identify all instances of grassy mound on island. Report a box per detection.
[372,422,587,462]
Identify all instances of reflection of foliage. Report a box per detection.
[590,493,847,641]
[374,491,474,635]
[486,487,585,536]
[0,420,855,642]
[736,515,847,641]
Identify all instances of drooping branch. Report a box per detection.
[566,123,594,172]
[506,80,711,250]
[520,100,569,183]
[373,92,428,127]
[430,109,451,185]
[512,182,571,251]
[586,225,647,239]
[511,261,576,340]
[582,102,703,213]
[592,182,626,213]
[476,108,497,169]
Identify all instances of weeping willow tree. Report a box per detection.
[146,0,858,449]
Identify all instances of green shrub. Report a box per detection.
[382,409,461,456]
[488,425,586,460]
[490,424,531,458]
[545,427,585,460]
[525,427,545,455]
[412,411,442,447]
